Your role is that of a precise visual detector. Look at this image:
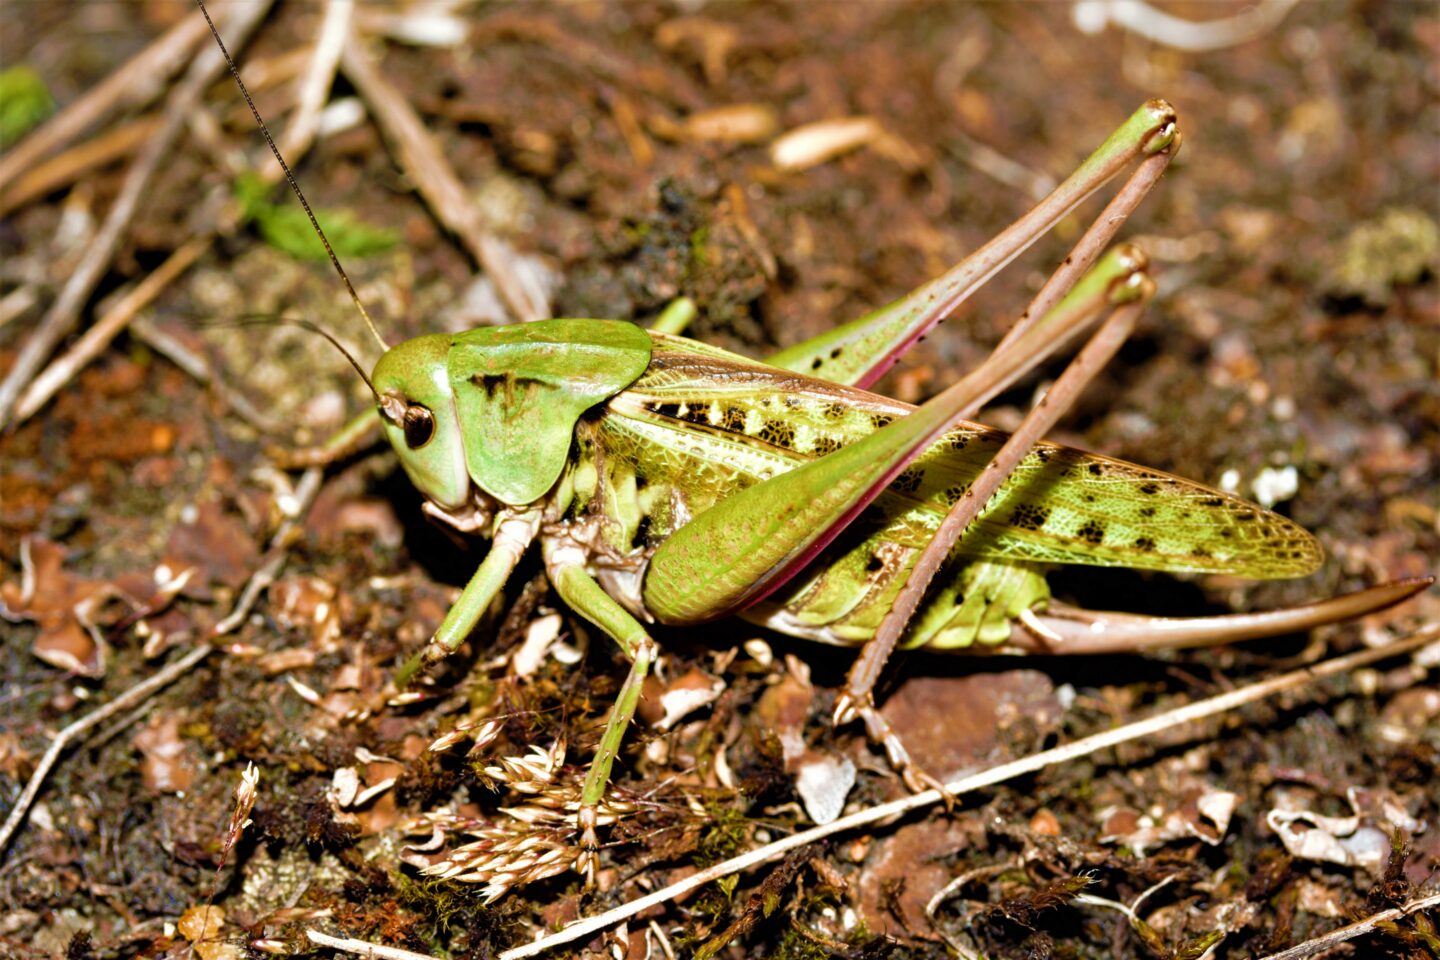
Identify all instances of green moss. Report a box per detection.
[696,801,751,866]
[392,871,475,949]
[769,926,835,960]
[0,66,54,146]
[689,225,712,271]
[1330,207,1438,306]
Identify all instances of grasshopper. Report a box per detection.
[198,5,1429,887]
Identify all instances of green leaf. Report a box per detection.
[0,67,55,146]
[233,172,397,262]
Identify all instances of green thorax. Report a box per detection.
[446,319,651,506]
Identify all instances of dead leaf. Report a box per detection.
[1,535,192,676]
[133,714,195,793]
[642,667,725,732]
[1266,785,1426,874]
[881,670,1061,782]
[1098,788,1241,854]
[163,499,259,590]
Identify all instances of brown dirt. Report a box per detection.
[2,3,1437,959]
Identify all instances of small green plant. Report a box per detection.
[0,66,55,146]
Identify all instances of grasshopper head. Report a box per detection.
[372,334,471,511]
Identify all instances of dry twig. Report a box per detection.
[0,285,40,332]
[1253,892,1440,959]
[0,465,323,859]
[338,30,550,324]
[308,931,436,960]
[7,1,366,430]
[0,1,274,430]
[497,627,1437,959]
[130,317,285,433]
[0,11,208,191]
[0,116,163,217]
[259,0,354,182]
[0,642,214,858]
[14,237,212,426]
[214,467,324,635]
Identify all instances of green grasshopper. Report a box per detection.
[199,7,1429,886]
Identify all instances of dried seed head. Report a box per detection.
[222,763,260,863]
[428,717,503,754]
[401,739,639,900]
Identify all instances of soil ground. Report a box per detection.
[2,3,1437,958]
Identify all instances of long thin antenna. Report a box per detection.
[224,316,384,404]
[196,0,391,353]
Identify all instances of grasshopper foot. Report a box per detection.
[835,691,956,808]
[577,805,601,889]
[391,640,453,688]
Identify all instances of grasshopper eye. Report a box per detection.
[402,404,435,449]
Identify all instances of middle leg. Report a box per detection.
[543,541,660,886]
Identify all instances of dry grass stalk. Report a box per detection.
[338,29,551,324]
[0,10,209,190]
[0,1,274,429]
[1253,891,1440,959]
[0,643,214,857]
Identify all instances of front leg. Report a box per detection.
[393,509,540,685]
[269,408,381,469]
[543,541,658,886]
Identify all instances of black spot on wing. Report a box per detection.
[759,419,797,448]
[891,468,924,494]
[1008,503,1051,531]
